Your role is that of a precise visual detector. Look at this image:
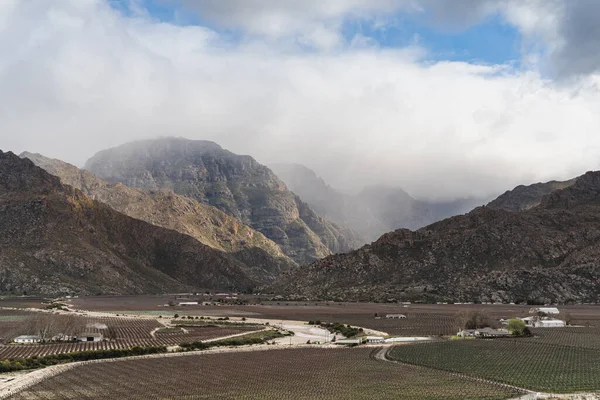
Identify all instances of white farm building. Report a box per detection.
[14,335,41,344]
[529,307,560,315]
[535,319,565,328]
[385,314,407,319]
[520,317,565,328]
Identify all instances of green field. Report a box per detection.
[388,339,600,393]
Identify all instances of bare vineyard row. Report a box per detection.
[8,348,525,400]
[0,316,258,359]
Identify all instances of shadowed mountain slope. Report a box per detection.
[273,172,600,303]
[21,152,295,282]
[487,178,578,212]
[0,150,258,296]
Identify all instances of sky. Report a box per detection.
[1,0,600,200]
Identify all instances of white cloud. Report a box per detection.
[169,0,600,78]
[165,0,417,49]
[1,0,600,202]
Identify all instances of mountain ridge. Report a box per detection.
[85,138,361,264]
[20,151,295,282]
[272,171,600,303]
[487,178,578,212]
[0,150,260,295]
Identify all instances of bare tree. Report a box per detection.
[454,309,497,330]
[55,315,86,341]
[105,326,118,341]
[454,309,472,331]
[22,313,85,342]
[562,311,573,326]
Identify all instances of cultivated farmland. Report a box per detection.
[65,296,523,335]
[387,338,600,393]
[530,327,600,350]
[8,348,526,400]
[0,315,260,359]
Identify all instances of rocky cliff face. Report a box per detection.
[85,138,360,264]
[487,179,577,212]
[273,172,600,303]
[0,151,259,295]
[20,152,295,282]
[270,163,481,243]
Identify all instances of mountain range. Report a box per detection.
[84,138,361,265]
[273,172,600,303]
[3,137,599,302]
[0,151,259,295]
[20,151,295,283]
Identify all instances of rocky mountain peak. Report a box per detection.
[0,151,62,195]
[0,151,267,295]
[85,138,360,264]
[20,151,297,283]
[539,171,600,210]
[487,177,578,212]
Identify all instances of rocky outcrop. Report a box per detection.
[20,152,295,283]
[273,172,600,303]
[85,138,360,264]
[270,163,481,243]
[487,178,577,212]
[0,150,259,295]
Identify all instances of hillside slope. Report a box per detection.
[21,152,295,282]
[0,151,257,295]
[85,138,361,264]
[273,172,600,303]
[487,178,577,212]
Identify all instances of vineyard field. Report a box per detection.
[9,348,526,400]
[388,339,600,393]
[0,310,36,344]
[67,295,600,336]
[531,327,600,350]
[0,317,258,359]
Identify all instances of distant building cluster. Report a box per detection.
[518,307,565,328]
[457,328,512,338]
[13,332,104,344]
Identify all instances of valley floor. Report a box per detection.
[1,296,600,399]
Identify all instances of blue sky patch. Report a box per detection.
[110,0,523,66]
